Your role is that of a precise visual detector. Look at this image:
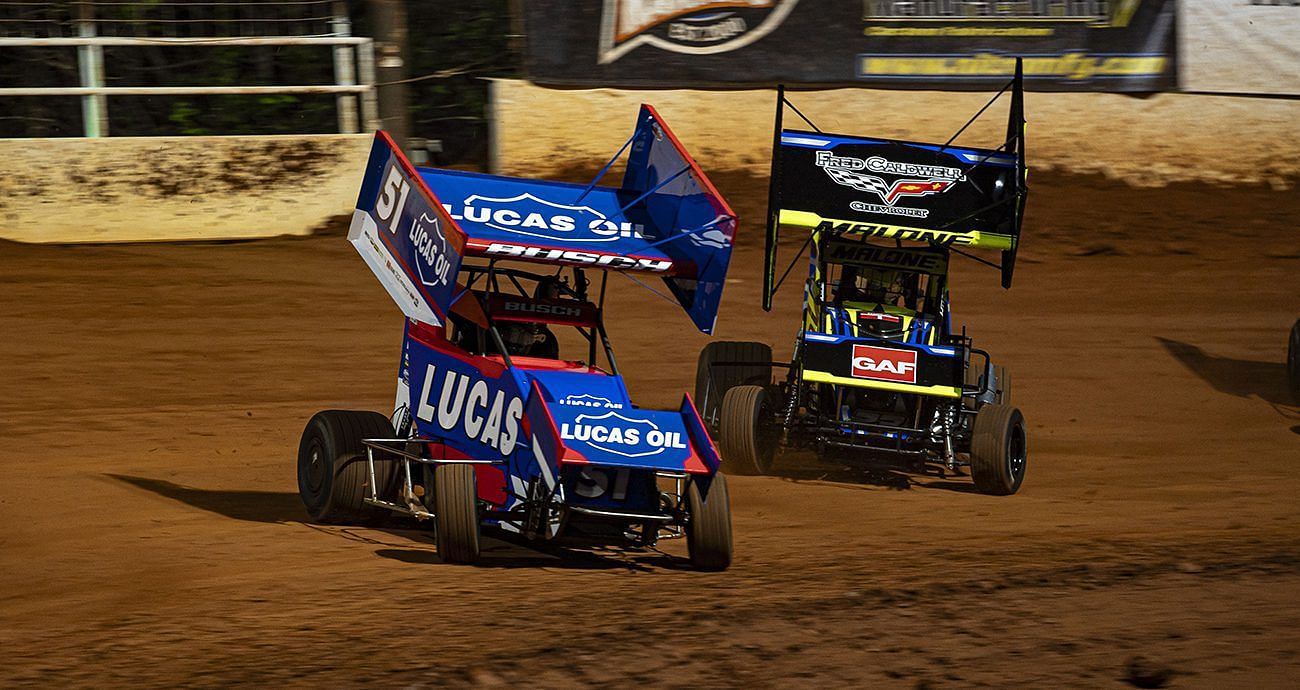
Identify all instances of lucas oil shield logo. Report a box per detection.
[815,150,963,219]
[599,0,800,64]
[443,193,643,243]
[851,344,918,384]
[560,410,687,458]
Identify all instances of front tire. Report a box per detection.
[687,473,733,571]
[719,385,777,475]
[433,464,481,564]
[297,410,395,523]
[970,404,1027,496]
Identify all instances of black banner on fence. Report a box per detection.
[521,1,1175,92]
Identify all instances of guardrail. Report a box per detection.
[0,34,380,136]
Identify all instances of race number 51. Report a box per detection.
[375,164,410,233]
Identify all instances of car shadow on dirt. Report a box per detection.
[1156,336,1296,407]
[373,538,682,571]
[107,473,689,570]
[108,473,305,523]
[770,454,980,494]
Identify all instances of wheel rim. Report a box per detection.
[304,440,326,496]
[1006,423,1027,482]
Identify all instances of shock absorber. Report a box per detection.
[940,403,957,472]
[780,335,804,446]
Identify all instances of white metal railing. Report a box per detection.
[0,35,379,136]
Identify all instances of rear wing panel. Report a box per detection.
[775,133,1018,249]
[421,169,679,273]
[763,59,1026,308]
[623,105,738,334]
[349,131,467,328]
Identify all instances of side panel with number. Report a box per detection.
[348,131,466,327]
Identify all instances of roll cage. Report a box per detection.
[449,262,622,376]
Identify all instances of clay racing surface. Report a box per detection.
[1,172,1298,687]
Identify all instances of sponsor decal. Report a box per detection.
[598,0,801,64]
[824,241,947,273]
[373,161,454,289]
[560,410,688,458]
[414,364,524,454]
[574,467,632,499]
[482,242,674,272]
[499,299,585,319]
[814,220,977,247]
[815,150,962,218]
[864,0,1111,24]
[443,192,645,243]
[850,344,918,384]
[406,213,453,287]
[558,393,625,410]
[858,52,1168,82]
[685,215,733,250]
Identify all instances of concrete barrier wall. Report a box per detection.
[492,79,1300,189]
[0,134,372,243]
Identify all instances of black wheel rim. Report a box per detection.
[304,439,326,496]
[1006,423,1027,482]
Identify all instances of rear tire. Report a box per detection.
[719,385,777,475]
[1288,319,1300,403]
[970,404,1027,496]
[433,464,481,564]
[297,410,395,523]
[687,473,733,571]
[695,341,772,426]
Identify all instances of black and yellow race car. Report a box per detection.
[697,61,1030,494]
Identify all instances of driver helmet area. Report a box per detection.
[827,264,942,344]
[836,266,920,312]
[493,277,562,359]
[450,275,595,362]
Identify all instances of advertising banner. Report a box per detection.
[522,0,1175,91]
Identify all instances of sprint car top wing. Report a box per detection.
[762,59,1027,308]
[350,106,737,333]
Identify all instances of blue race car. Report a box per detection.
[297,106,739,568]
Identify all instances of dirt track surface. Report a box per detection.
[1,172,1298,687]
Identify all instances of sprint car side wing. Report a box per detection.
[349,131,468,328]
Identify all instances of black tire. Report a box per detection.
[297,410,395,523]
[1288,319,1300,403]
[433,463,481,564]
[994,365,1012,405]
[687,473,733,571]
[719,385,777,475]
[695,341,772,425]
[970,404,1027,496]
